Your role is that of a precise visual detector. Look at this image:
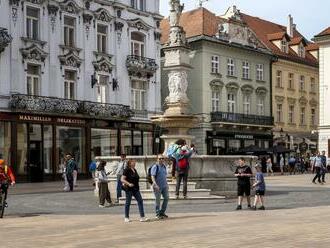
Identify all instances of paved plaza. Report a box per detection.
[1,174,330,247]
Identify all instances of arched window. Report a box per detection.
[131,32,145,57]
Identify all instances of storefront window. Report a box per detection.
[0,122,11,164]
[213,139,225,155]
[91,128,118,158]
[17,124,28,175]
[56,126,85,173]
[229,139,241,153]
[143,132,153,155]
[121,130,132,155]
[244,140,255,147]
[44,125,53,174]
[133,131,142,155]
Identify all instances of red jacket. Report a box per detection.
[0,165,16,183]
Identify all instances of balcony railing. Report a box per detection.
[9,94,132,120]
[211,111,274,126]
[126,55,158,79]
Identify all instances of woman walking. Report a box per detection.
[266,157,273,176]
[121,159,148,223]
[95,161,113,208]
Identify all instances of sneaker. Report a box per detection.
[140,217,149,222]
[236,205,242,210]
[161,213,169,218]
[156,214,163,220]
[251,206,257,211]
[258,206,265,210]
[124,218,131,223]
[99,204,105,208]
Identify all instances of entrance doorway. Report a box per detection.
[28,124,43,182]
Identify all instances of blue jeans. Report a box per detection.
[154,186,169,215]
[125,190,145,218]
[116,175,123,199]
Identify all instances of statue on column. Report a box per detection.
[168,0,187,46]
[169,0,184,27]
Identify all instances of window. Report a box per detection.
[26,7,39,40]
[311,108,316,126]
[257,97,264,115]
[276,104,282,122]
[243,94,251,115]
[211,55,219,74]
[276,70,282,87]
[211,91,220,112]
[131,32,145,57]
[298,43,305,57]
[227,58,235,76]
[242,61,250,79]
[131,80,147,110]
[64,70,76,100]
[281,39,288,53]
[131,0,146,11]
[300,107,305,125]
[256,64,264,81]
[288,73,294,89]
[310,77,316,93]
[227,93,236,113]
[27,64,40,95]
[96,75,108,103]
[299,75,305,91]
[64,17,75,47]
[97,24,107,53]
[288,105,294,124]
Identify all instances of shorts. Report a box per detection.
[237,184,251,196]
[256,190,265,196]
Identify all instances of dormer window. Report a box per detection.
[281,39,288,53]
[298,43,305,57]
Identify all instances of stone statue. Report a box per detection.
[169,0,184,27]
[166,71,188,103]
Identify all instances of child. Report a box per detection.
[252,164,266,210]
[95,161,113,208]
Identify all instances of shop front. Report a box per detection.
[0,112,157,182]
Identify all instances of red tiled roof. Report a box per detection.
[289,37,306,46]
[267,32,288,41]
[315,27,330,37]
[160,8,221,44]
[241,13,318,66]
[306,43,319,51]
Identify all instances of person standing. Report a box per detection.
[251,164,266,210]
[312,152,323,184]
[288,156,296,175]
[89,160,97,186]
[234,157,253,210]
[266,157,273,176]
[114,154,127,203]
[121,159,148,223]
[65,154,76,192]
[279,154,285,175]
[321,151,327,183]
[95,161,113,208]
[151,154,169,219]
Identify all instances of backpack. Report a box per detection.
[146,164,159,185]
[177,158,188,170]
[89,162,97,172]
[166,144,179,159]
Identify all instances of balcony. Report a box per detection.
[9,94,132,120]
[211,111,274,126]
[126,55,158,79]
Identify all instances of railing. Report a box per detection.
[9,94,132,119]
[211,111,274,126]
[126,55,159,79]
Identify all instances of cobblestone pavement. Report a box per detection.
[1,174,330,247]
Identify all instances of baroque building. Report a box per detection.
[161,7,274,155]
[242,12,319,155]
[314,27,330,157]
[0,0,162,182]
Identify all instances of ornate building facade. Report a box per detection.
[0,0,162,181]
[161,7,274,155]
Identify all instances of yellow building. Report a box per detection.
[243,14,319,155]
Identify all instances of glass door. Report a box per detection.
[28,124,43,182]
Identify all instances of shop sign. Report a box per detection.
[234,134,254,140]
[19,115,51,122]
[56,118,85,125]
[18,114,86,125]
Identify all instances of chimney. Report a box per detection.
[287,14,294,37]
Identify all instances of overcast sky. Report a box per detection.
[159,0,329,40]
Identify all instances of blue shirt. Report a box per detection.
[151,163,168,189]
[255,172,265,191]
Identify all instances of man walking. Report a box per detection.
[151,154,169,219]
[312,152,323,184]
[321,151,327,183]
[234,157,253,210]
[65,154,77,191]
[114,154,127,203]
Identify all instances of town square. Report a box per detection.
[0,0,330,247]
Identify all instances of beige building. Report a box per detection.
[242,13,319,155]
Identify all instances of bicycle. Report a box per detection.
[0,183,8,218]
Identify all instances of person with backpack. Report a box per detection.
[151,154,169,219]
[0,159,16,208]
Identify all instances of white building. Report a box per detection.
[314,27,330,156]
[0,0,162,182]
